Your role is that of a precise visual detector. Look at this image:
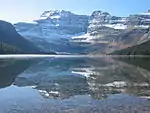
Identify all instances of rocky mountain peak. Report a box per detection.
[91,10,111,18]
[40,10,73,19]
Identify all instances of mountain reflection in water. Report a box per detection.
[0,57,150,100]
[1,57,150,113]
[0,59,38,89]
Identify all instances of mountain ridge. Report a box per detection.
[14,9,150,54]
[0,20,41,54]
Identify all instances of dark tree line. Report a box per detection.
[0,42,20,54]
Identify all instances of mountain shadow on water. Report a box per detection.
[0,59,39,88]
[114,57,150,72]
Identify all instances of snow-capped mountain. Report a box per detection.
[14,10,150,54]
[35,10,89,35]
[71,10,128,45]
[88,10,150,33]
[72,10,150,53]
[14,10,89,53]
[128,11,150,27]
[88,10,128,32]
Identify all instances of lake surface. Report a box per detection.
[1,57,150,113]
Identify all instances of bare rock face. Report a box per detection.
[90,11,111,24]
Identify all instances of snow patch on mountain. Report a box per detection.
[139,12,150,15]
[71,33,93,43]
[103,24,127,29]
[40,10,72,19]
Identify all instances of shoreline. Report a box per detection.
[0,54,150,59]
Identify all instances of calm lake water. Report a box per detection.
[1,57,150,113]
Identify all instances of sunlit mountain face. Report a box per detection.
[14,10,150,54]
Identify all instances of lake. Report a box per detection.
[0,56,150,113]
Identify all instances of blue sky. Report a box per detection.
[1,0,150,23]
